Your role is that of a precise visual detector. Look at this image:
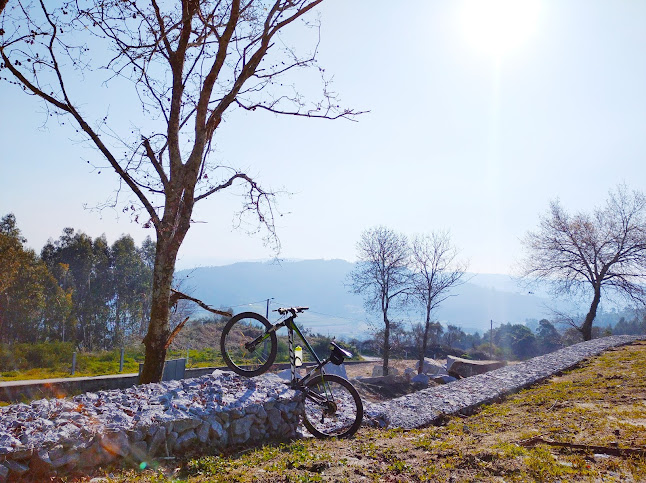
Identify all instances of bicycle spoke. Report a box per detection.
[221,312,277,376]
[302,375,362,438]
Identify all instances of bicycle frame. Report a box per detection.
[222,308,363,437]
[244,313,332,388]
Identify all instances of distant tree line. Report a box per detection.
[0,214,154,350]
[354,313,646,362]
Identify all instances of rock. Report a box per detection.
[446,356,507,378]
[100,431,130,457]
[256,405,268,420]
[147,427,167,456]
[51,452,80,469]
[29,449,54,476]
[196,422,210,444]
[175,430,197,449]
[417,358,446,376]
[277,368,301,381]
[4,459,29,476]
[231,415,254,437]
[130,440,148,459]
[267,408,282,431]
[433,375,457,384]
[209,420,225,441]
[371,366,399,377]
[166,432,178,453]
[411,373,430,386]
[173,417,201,433]
[322,363,347,379]
[10,446,34,460]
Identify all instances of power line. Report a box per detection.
[227,299,274,308]
[270,300,367,326]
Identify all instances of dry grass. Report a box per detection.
[79,341,646,482]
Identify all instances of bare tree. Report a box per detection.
[410,232,467,373]
[349,226,409,376]
[0,1,362,382]
[520,185,646,341]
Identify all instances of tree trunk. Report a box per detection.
[139,238,179,384]
[581,286,601,341]
[114,296,122,348]
[382,316,390,376]
[418,306,431,375]
[382,292,391,377]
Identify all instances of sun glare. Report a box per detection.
[459,0,541,59]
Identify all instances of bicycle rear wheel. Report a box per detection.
[220,312,277,377]
[302,373,363,438]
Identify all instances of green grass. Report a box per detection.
[0,344,226,381]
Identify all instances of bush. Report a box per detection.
[0,341,75,371]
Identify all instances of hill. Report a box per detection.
[176,260,562,338]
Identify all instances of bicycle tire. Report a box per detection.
[220,312,277,377]
[302,373,363,438]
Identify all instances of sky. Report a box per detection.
[1,0,646,274]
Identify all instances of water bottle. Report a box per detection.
[294,346,303,367]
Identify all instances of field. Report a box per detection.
[68,340,646,482]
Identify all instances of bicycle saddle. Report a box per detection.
[276,306,309,315]
[329,341,353,365]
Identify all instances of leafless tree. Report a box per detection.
[0,0,362,382]
[410,232,467,373]
[520,185,646,341]
[349,226,409,376]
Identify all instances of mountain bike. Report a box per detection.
[220,306,364,438]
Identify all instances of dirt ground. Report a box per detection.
[344,359,443,379]
[345,359,449,401]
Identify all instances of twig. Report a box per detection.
[169,289,232,317]
[165,316,190,350]
[518,436,646,457]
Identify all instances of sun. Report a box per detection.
[459,0,542,59]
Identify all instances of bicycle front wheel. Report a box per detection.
[220,312,277,377]
[302,374,363,438]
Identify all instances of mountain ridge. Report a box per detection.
[176,259,560,339]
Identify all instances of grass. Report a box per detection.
[72,340,646,482]
[0,331,356,382]
[0,345,227,381]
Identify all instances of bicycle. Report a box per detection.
[220,306,364,438]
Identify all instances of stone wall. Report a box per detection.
[0,370,302,481]
[365,335,644,429]
[0,361,371,403]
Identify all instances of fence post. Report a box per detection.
[119,347,125,372]
[71,352,76,375]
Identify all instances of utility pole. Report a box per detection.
[264,298,273,360]
[266,298,273,318]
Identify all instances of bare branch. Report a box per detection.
[519,184,646,340]
[170,288,232,317]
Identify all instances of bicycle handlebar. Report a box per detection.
[274,306,309,315]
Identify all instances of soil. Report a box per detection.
[345,359,443,401]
